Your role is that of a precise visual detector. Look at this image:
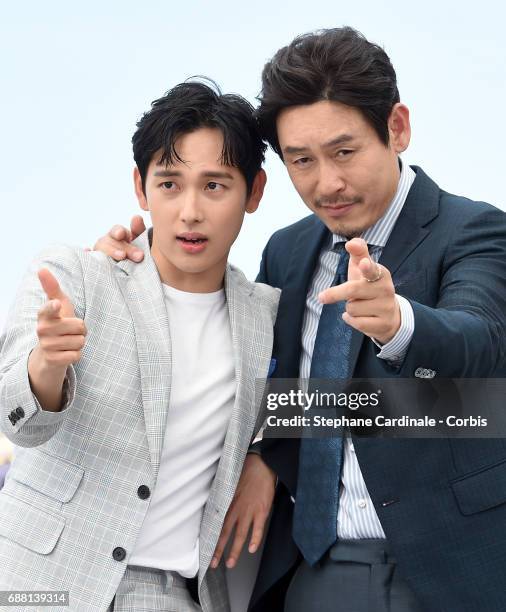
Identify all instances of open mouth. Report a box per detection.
[176,233,209,253]
[176,237,208,244]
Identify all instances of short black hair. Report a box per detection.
[257,27,400,157]
[133,79,266,195]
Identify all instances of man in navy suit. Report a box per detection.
[97,27,506,612]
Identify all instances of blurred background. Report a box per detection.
[1,0,505,455]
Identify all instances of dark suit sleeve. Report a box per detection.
[256,236,272,285]
[395,205,506,377]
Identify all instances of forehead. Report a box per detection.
[276,100,375,148]
[148,127,239,174]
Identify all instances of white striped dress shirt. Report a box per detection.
[299,162,416,538]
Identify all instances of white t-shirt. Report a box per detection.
[129,283,235,577]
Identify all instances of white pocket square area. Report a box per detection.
[414,367,436,379]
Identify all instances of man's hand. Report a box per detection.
[27,269,87,412]
[93,215,146,262]
[211,453,276,569]
[319,238,401,345]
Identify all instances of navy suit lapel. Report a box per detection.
[273,216,328,378]
[379,166,439,277]
[347,166,440,375]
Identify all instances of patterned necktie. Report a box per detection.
[293,243,350,566]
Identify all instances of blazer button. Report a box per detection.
[9,412,18,424]
[112,547,126,562]
[15,407,25,418]
[137,485,150,500]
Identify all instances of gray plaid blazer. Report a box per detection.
[0,231,280,612]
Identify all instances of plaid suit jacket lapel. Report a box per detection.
[115,232,172,479]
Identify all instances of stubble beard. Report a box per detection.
[327,221,368,239]
[315,197,369,239]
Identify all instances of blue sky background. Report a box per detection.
[1,0,505,329]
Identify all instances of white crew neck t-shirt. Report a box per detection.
[129,283,235,577]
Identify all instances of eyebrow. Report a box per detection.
[153,169,235,180]
[323,134,355,148]
[283,134,355,155]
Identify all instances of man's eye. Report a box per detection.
[206,182,223,191]
[161,181,176,190]
[294,157,311,166]
[337,149,353,157]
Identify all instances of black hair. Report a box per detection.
[257,27,400,157]
[133,78,266,195]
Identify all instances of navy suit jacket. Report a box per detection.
[250,167,506,612]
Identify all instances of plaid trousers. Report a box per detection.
[108,565,201,612]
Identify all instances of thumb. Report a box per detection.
[130,215,146,240]
[345,238,371,281]
[38,269,75,317]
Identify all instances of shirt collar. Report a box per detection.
[331,160,416,250]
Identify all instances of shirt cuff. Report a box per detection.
[373,295,414,362]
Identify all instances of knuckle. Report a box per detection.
[346,302,357,317]
[44,352,59,365]
[39,338,52,350]
[73,319,84,333]
[384,281,395,296]
[257,505,269,517]
[36,322,47,336]
[69,351,81,363]
[253,521,265,535]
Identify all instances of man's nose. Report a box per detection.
[317,159,346,198]
[180,191,204,224]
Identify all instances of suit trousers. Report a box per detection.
[107,565,201,612]
[284,539,424,612]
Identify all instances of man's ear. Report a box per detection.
[134,167,149,211]
[245,169,267,214]
[388,103,411,153]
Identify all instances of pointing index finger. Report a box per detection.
[319,280,357,304]
[38,268,64,301]
[345,238,371,281]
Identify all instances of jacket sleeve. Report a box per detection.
[394,205,506,378]
[256,236,273,285]
[0,245,85,447]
